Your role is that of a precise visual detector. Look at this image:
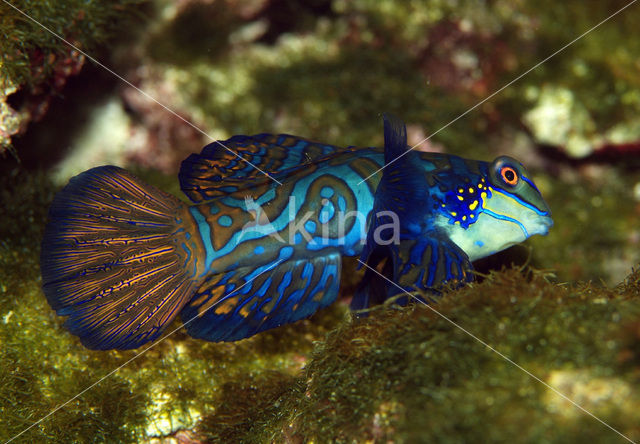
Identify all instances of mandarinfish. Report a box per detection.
[40,114,552,350]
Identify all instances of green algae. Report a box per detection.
[0,0,148,155]
[0,0,146,88]
[192,268,640,443]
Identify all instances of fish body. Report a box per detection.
[40,116,552,349]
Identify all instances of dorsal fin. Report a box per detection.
[179,133,345,202]
[382,112,408,163]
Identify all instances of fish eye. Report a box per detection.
[500,166,519,186]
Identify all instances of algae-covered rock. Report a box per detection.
[192,268,640,443]
[0,0,146,155]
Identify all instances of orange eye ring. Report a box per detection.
[500,166,518,186]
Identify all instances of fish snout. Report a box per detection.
[530,215,553,236]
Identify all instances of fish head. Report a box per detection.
[437,155,553,262]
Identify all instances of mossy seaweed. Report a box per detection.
[0,0,146,88]
[0,0,147,155]
[196,269,640,443]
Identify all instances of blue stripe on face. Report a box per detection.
[521,175,540,193]
[189,206,214,273]
[482,208,529,237]
[492,188,549,217]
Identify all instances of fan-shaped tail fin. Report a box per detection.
[40,166,204,350]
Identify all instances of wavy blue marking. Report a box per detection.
[258,187,276,205]
[305,220,317,234]
[180,242,193,275]
[256,277,272,298]
[209,205,220,215]
[521,175,540,193]
[233,289,256,314]
[492,188,548,216]
[475,240,484,247]
[279,246,294,260]
[307,209,367,255]
[254,245,265,255]
[277,270,293,295]
[482,208,529,237]
[320,263,339,305]
[203,167,373,261]
[319,201,335,224]
[294,232,303,244]
[218,215,232,227]
[240,279,253,294]
[408,240,426,270]
[416,268,425,287]
[427,247,437,287]
[338,196,346,213]
[189,207,214,273]
[320,186,334,198]
[301,261,313,281]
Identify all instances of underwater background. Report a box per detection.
[1,0,639,442]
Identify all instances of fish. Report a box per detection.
[40,114,553,350]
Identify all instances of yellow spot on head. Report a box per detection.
[481,191,487,199]
[469,187,474,193]
[455,220,460,225]
[458,188,464,193]
[451,211,457,217]
[457,195,464,201]
[462,215,467,221]
[469,200,478,211]
[478,183,484,189]
[470,214,475,218]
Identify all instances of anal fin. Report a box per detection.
[181,253,342,341]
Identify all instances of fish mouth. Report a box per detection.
[529,216,554,236]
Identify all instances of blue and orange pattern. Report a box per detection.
[40,115,553,350]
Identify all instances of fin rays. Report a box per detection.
[179,133,346,202]
[41,166,201,350]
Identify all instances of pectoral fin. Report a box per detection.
[352,234,472,311]
[353,114,473,312]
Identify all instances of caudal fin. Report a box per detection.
[40,166,202,350]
